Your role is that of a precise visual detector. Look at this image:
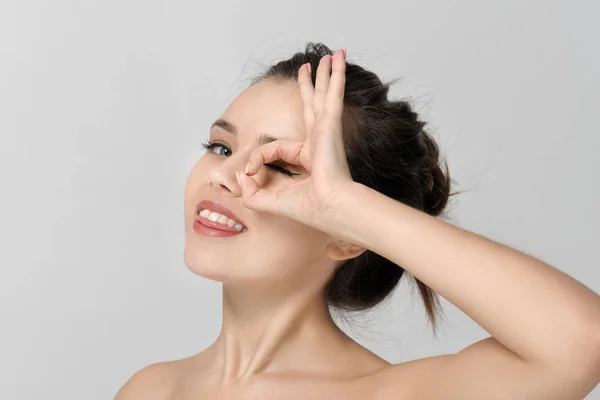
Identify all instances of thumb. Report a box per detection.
[236,170,279,214]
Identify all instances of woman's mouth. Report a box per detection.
[193,209,247,237]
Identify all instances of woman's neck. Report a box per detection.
[205,282,355,384]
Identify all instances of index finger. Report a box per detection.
[245,139,305,176]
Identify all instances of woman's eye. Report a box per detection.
[201,141,299,177]
[201,141,231,156]
[264,163,300,177]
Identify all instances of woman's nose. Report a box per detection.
[208,160,243,197]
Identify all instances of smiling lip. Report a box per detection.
[193,219,243,237]
[195,200,247,230]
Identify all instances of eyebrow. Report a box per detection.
[210,118,281,146]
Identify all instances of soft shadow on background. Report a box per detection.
[0,1,598,399]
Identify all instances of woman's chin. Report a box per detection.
[183,252,246,282]
[184,253,224,280]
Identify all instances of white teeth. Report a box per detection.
[198,209,246,232]
[208,212,220,222]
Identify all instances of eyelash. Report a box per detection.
[200,141,299,177]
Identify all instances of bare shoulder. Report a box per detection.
[114,360,182,400]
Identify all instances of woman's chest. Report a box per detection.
[166,373,415,400]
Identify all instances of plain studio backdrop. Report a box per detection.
[1,0,599,399]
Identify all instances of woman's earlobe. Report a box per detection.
[325,240,367,261]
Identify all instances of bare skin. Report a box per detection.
[114,347,442,399]
[163,344,397,399]
[115,49,600,399]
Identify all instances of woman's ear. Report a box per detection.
[324,239,367,261]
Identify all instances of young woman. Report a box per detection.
[116,43,600,399]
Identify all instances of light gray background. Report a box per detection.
[1,0,598,399]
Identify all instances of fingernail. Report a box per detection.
[235,171,241,186]
[306,63,312,73]
[245,163,250,175]
[342,49,346,59]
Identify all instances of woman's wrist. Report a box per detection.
[320,181,378,247]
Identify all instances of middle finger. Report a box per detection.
[298,63,315,139]
[313,55,332,119]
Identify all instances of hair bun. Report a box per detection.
[418,131,451,217]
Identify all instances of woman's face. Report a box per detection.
[184,79,338,288]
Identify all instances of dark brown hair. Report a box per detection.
[251,42,461,335]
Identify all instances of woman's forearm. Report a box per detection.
[327,182,600,368]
